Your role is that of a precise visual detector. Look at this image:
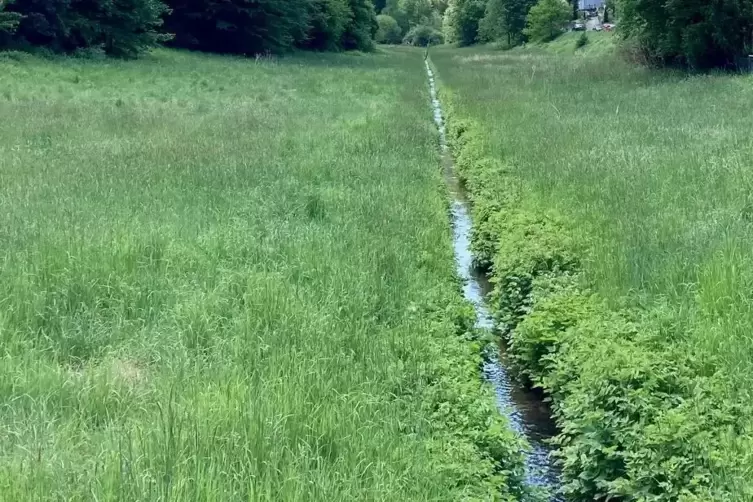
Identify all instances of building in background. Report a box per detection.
[579,0,604,11]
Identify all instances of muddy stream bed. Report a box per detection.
[425,59,563,500]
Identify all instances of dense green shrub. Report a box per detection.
[396,0,435,28]
[510,274,594,386]
[619,0,753,69]
[477,0,504,43]
[403,24,443,45]
[416,288,530,501]
[2,0,167,56]
[488,209,580,333]
[382,0,408,32]
[575,31,588,49]
[375,13,402,43]
[524,0,570,42]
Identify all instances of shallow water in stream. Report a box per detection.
[425,59,563,500]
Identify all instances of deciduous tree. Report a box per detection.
[478,0,536,46]
[444,0,485,45]
[524,0,569,42]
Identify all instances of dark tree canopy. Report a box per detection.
[3,0,166,56]
[341,0,377,50]
[165,0,376,54]
[0,0,21,34]
[0,0,377,56]
[619,0,753,69]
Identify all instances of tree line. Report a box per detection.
[376,0,753,69]
[0,0,377,57]
[1,0,749,67]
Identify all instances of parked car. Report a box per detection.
[573,22,586,31]
[603,23,615,31]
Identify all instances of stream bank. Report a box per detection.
[425,59,562,500]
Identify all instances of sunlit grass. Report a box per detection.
[0,48,522,500]
[431,42,753,494]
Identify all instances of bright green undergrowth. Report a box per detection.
[431,42,753,501]
[0,47,528,500]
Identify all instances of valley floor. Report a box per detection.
[0,48,526,500]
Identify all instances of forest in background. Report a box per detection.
[0,0,377,57]
[379,0,753,69]
[1,0,751,68]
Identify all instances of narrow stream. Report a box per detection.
[425,59,563,500]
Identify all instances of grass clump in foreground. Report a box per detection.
[0,48,530,500]
[431,39,753,501]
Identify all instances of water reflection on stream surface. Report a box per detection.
[425,59,563,499]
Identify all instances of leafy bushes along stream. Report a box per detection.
[415,287,530,501]
[435,67,750,501]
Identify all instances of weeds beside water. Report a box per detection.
[432,40,753,500]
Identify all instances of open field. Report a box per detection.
[431,38,753,499]
[0,48,527,500]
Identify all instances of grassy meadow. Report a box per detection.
[0,48,527,500]
[431,35,753,499]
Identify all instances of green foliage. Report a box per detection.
[400,0,436,26]
[305,0,352,51]
[0,0,21,35]
[382,0,441,38]
[0,47,528,500]
[2,0,167,56]
[524,0,570,42]
[430,0,448,15]
[443,0,485,45]
[478,0,505,43]
[509,274,595,387]
[432,44,753,500]
[478,0,537,46]
[619,0,753,69]
[403,24,443,45]
[488,209,580,332]
[418,294,530,501]
[341,0,377,50]
[574,31,588,49]
[3,0,378,56]
[165,0,376,54]
[383,0,408,30]
[165,0,310,54]
[376,13,402,43]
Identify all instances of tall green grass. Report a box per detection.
[431,41,753,498]
[0,48,525,500]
